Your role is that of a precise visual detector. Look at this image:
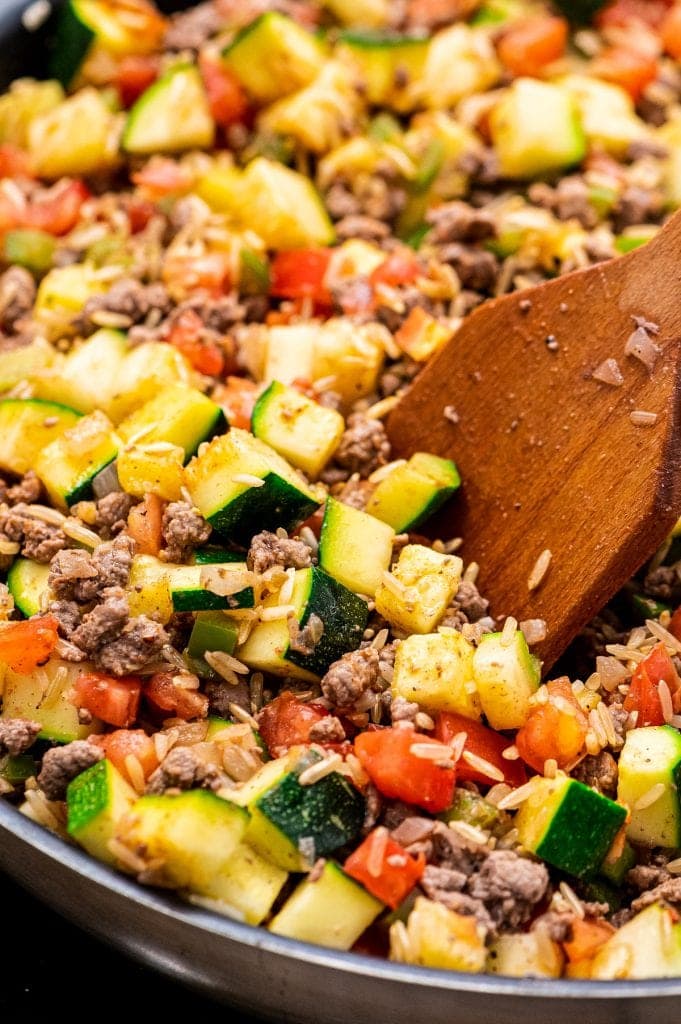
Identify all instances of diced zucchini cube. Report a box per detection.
[590,904,681,980]
[515,775,627,878]
[237,566,368,680]
[392,896,487,971]
[222,12,325,104]
[238,158,335,250]
[488,931,564,978]
[117,384,226,462]
[337,33,429,113]
[184,428,323,543]
[187,611,240,663]
[34,264,106,340]
[122,64,214,154]
[118,790,249,890]
[617,725,681,848]
[108,342,193,423]
[251,380,345,479]
[206,842,288,925]
[472,630,540,730]
[29,87,121,178]
[375,544,462,634]
[35,409,118,508]
[0,337,57,393]
[2,658,101,743]
[7,558,51,618]
[67,758,137,867]
[392,628,480,719]
[561,74,647,157]
[0,78,64,147]
[319,497,395,598]
[490,78,586,179]
[322,0,390,28]
[366,454,461,533]
[117,443,186,501]
[127,554,174,624]
[0,398,81,477]
[32,329,129,416]
[269,860,382,949]
[421,24,501,109]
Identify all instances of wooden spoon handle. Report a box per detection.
[387,211,681,668]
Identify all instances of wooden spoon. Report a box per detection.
[386,210,681,670]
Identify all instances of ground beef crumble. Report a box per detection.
[332,414,391,478]
[48,534,135,603]
[95,491,136,538]
[0,717,41,756]
[161,501,212,563]
[321,647,380,708]
[247,530,313,575]
[37,740,103,801]
[145,745,220,794]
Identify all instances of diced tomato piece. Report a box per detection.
[434,712,527,788]
[144,672,209,721]
[163,251,232,299]
[497,17,568,78]
[127,197,156,233]
[354,725,456,814]
[515,678,588,774]
[214,375,259,430]
[115,54,160,108]
[199,52,249,127]
[623,641,680,726]
[597,0,672,30]
[26,180,90,236]
[0,615,59,673]
[270,249,334,304]
[257,691,329,758]
[344,826,425,909]
[563,917,616,962]
[73,672,141,728]
[294,504,325,540]
[0,144,33,179]
[132,157,194,199]
[661,4,681,57]
[126,492,163,557]
[592,46,659,100]
[167,308,225,376]
[97,728,159,782]
[669,605,681,641]
[369,249,421,291]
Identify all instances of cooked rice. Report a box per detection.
[527,549,552,591]
[659,680,674,723]
[231,473,265,487]
[367,827,389,877]
[559,881,585,919]
[298,753,343,786]
[630,410,658,427]
[462,750,505,782]
[496,779,539,811]
[228,703,259,729]
[500,616,518,646]
[124,754,147,795]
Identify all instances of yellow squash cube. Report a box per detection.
[392,628,481,719]
[391,897,487,972]
[117,444,185,501]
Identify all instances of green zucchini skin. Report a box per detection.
[286,567,369,677]
[48,0,95,87]
[194,548,246,565]
[256,763,365,861]
[6,558,50,618]
[207,471,320,544]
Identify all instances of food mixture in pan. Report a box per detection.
[2,0,681,981]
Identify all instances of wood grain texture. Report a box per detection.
[387,211,681,670]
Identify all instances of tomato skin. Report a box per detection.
[144,672,209,721]
[369,249,421,291]
[163,251,232,300]
[497,17,568,78]
[344,827,425,909]
[132,158,194,199]
[661,4,681,57]
[127,492,163,557]
[515,678,588,774]
[597,0,672,29]
[669,605,681,641]
[167,308,225,376]
[73,672,142,728]
[0,144,34,179]
[26,180,90,236]
[0,615,60,673]
[127,197,156,233]
[434,712,527,788]
[199,52,249,127]
[270,249,333,304]
[116,55,160,108]
[257,691,329,758]
[623,642,680,726]
[96,728,159,781]
[563,917,616,963]
[354,726,456,814]
[215,375,259,430]
[592,47,659,100]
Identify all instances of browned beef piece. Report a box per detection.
[205,678,251,719]
[145,746,218,794]
[6,471,42,506]
[48,600,81,638]
[21,518,67,563]
[390,696,419,723]
[95,616,168,676]
[48,534,135,603]
[308,715,346,743]
[529,177,599,229]
[571,751,618,797]
[37,740,103,801]
[362,782,382,833]
[288,613,324,656]
[77,279,171,334]
[247,530,313,575]
[426,200,495,244]
[164,2,223,50]
[379,357,421,398]
[421,867,496,932]
[397,0,481,31]
[531,910,574,943]
[161,501,212,564]
[95,491,136,538]
[627,860,673,893]
[468,849,549,930]
[334,215,391,242]
[438,243,499,292]
[0,717,41,756]
[0,266,36,332]
[643,563,681,602]
[630,878,681,914]
[321,647,380,708]
[336,477,374,511]
[72,588,130,654]
[440,580,491,631]
[613,186,664,232]
[334,414,391,477]
[325,183,361,220]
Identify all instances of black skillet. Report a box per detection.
[1,2,681,1020]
